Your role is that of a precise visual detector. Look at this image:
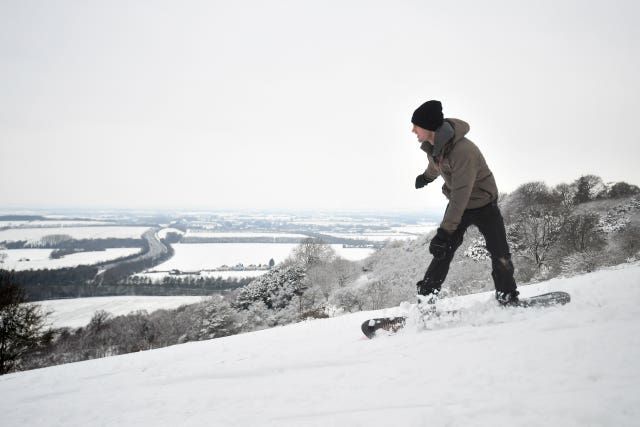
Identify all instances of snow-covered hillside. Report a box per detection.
[1,264,639,426]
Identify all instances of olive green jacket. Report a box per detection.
[420,118,498,233]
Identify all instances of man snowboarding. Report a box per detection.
[411,100,519,305]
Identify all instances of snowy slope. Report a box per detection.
[1,264,640,426]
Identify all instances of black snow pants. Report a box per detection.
[419,199,517,296]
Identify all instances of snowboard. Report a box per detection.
[361,291,571,339]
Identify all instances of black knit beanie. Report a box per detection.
[411,100,444,131]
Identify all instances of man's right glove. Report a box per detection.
[415,174,430,189]
[429,228,452,260]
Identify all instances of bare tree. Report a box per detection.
[562,213,605,253]
[38,234,73,247]
[305,263,336,302]
[508,210,565,268]
[292,238,335,267]
[330,287,365,312]
[365,281,390,310]
[552,183,576,209]
[330,258,359,287]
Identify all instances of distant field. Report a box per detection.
[147,243,374,275]
[322,223,436,242]
[391,223,438,235]
[322,232,419,242]
[151,243,300,271]
[333,245,376,260]
[184,231,308,239]
[0,226,151,243]
[2,248,142,271]
[0,220,114,228]
[40,296,205,328]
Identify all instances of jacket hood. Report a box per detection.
[420,118,470,155]
[447,118,470,143]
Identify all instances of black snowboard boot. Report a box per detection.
[496,290,520,306]
[416,280,440,299]
[417,281,440,315]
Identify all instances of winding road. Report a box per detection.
[96,227,168,276]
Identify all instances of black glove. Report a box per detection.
[415,174,430,189]
[429,228,452,260]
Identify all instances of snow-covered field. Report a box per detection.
[149,243,374,273]
[40,296,206,328]
[324,224,437,241]
[391,223,438,235]
[2,264,639,426]
[152,243,300,271]
[1,248,141,271]
[0,226,150,243]
[323,232,420,241]
[0,220,114,228]
[184,231,308,239]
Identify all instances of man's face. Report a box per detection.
[412,124,434,144]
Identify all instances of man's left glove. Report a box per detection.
[415,174,430,189]
[429,228,452,260]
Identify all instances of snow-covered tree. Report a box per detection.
[561,250,604,276]
[188,297,239,340]
[330,287,365,312]
[303,258,359,303]
[508,210,565,269]
[0,271,47,374]
[561,213,605,253]
[614,219,640,260]
[37,234,73,247]
[305,263,336,302]
[234,264,306,310]
[363,280,390,310]
[552,183,576,209]
[608,182,640,199]
[501,182,559,222]
[463,236,490,261]
[292,238,335,267]
[573,175,606,204]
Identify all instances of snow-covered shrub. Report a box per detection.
[329,287,365,312]
[234,263,306,310]
[362,280,391,310]
[463,236,490,261]
[187,297,240,340]
[608,182,640,199]
[561,251,604,276]
[561,213,606,253]
[238,301,272,331]
[446,258,492,294]
[605,219,640,264]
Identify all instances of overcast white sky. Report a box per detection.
[1,0,639,212]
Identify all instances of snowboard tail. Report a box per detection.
[361,317,407,339]
[361,291,571,339]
